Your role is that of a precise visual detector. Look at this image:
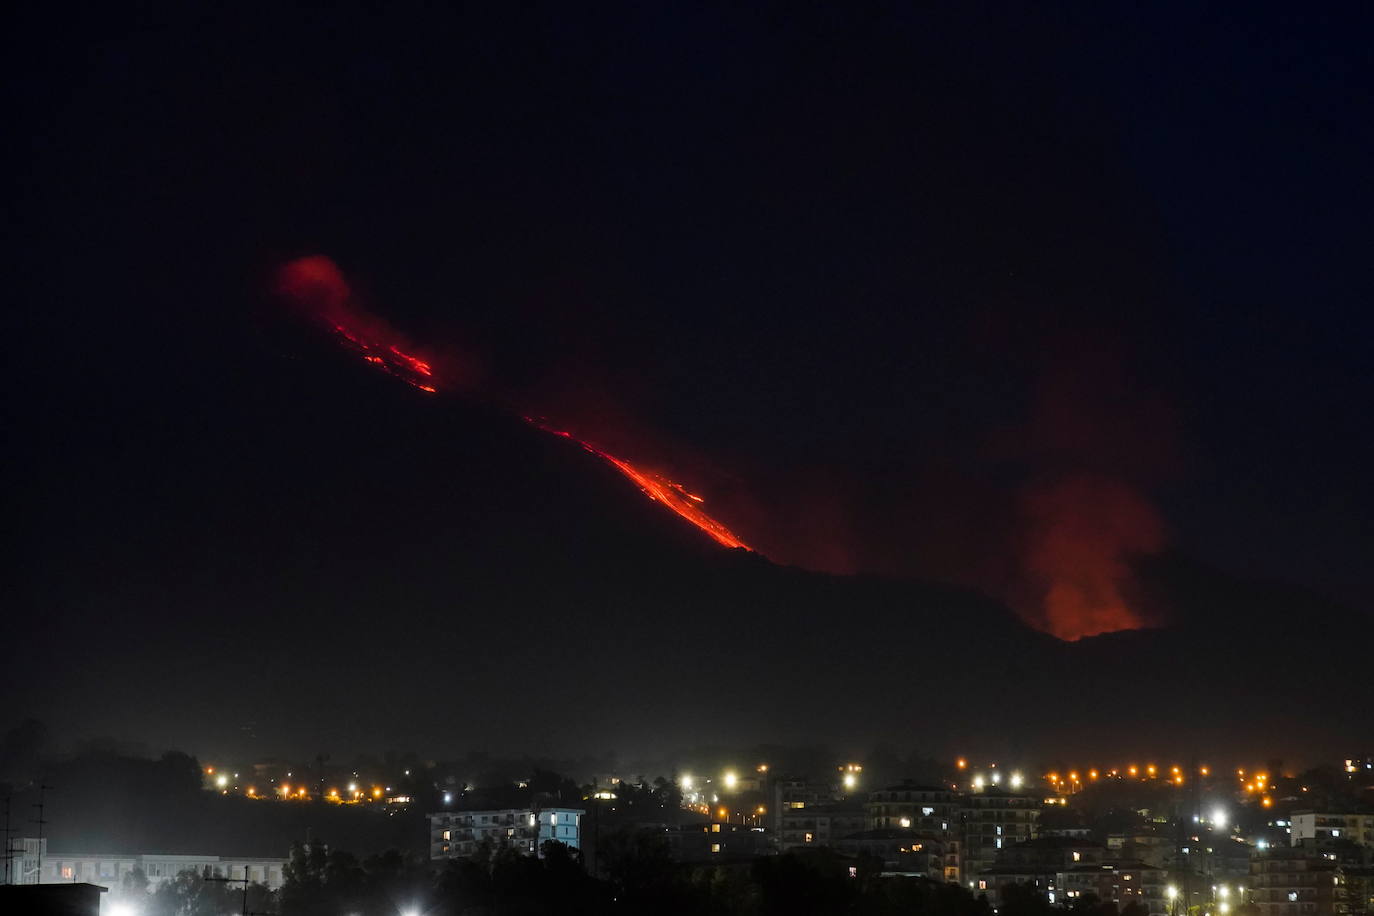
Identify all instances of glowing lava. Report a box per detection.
[274,255,751,553]
[523,419,750,550]
[275,256,440,395]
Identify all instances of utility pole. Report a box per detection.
[204,864,269,916]
[3,795,12,885]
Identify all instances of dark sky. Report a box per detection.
[8,3,1372,758]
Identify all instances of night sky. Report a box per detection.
[9,3,1372,760]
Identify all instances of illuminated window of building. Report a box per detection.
[711,824,720,833]
[979,881,987,890]
[711,844,721,853]
[805,832,814,843]
[442,829,451,841]
[1073,852,1081,862]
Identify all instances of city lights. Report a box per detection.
[1010,771,1024,789]
[723,771,738,791]
[1213,808,1228,829]
[215,774,228,789]
[680,774,694,790]
[843,772,858,790]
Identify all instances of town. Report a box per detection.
[6,749,1372,915]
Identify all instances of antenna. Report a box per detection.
[31,783,53,882]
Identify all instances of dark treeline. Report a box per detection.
[102,835,1167,916]
[275,834,1006,916]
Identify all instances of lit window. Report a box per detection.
[805,832,813,843]
[711,844,721,853]
[1073,852,1081,862]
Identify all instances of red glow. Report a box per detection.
[274,255,749,552]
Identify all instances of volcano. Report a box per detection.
[7,301,1371,764]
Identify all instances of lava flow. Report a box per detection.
[522,419,750,550]
[273,255,751,552]
[275,255,439,394]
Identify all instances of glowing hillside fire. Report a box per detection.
[273,255,751,552]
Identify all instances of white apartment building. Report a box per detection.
[428,807,584,860]
[5,838,288,889]
[1289,811,1374,846]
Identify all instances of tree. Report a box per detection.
[145,868,240,916]
[1000,882,1057,916]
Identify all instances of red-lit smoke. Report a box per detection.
[1018,475,1165,640]
[1007,334,1177,640]
[273,256,750,553]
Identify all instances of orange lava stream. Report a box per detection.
[334,326,749,549]
[331,324,437,395]
[524,420,751,551]
[280,255,749,552]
